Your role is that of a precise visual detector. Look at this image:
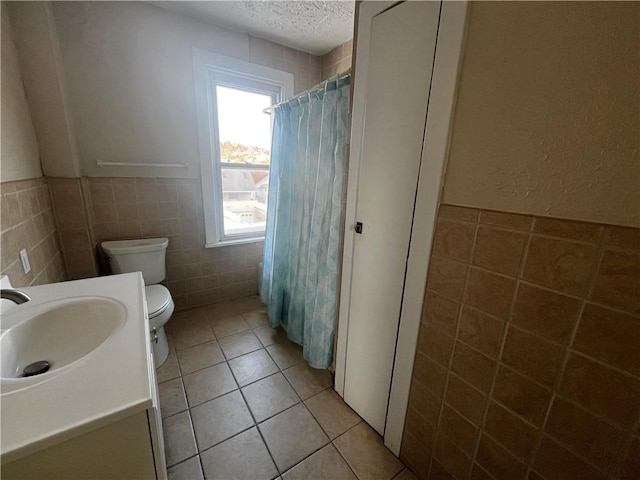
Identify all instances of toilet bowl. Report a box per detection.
[146,284,174,366]
[101,238,173,367]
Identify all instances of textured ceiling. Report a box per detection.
[149,1,355,55]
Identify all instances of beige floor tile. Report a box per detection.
[156,351,181,383]
[254,325,288,347]
[243,310,269,328]
[394,469,418,480]
[169,308,208,327]
[183,363,237,406]
[267,341,304,370]
[242,373,300,422]
[204,296,263,319]
[235,296,265,313]
[229,349,279,387]
[283,362,332,400]
[219,330,263,359]
[200,427,278,480]
[191,390,255,451]
[259,403,329,472]
[177,340,225,375]
[167,456,204,480]
[282,444,357,480]
[202,303,235,320]
[163,411,197,467]
[172,316,216,351]
[334,422,404,480]
[167,331,176,354]
[211,314,251,338]
[304,389,361,439]
[159,377,188,418]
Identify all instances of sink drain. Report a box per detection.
[22,360,50,377]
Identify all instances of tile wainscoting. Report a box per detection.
[0,177,66,286]
[48,177,99,280]
[48,177,262,311]
[400,205,639,480]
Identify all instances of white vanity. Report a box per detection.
[0,273,166,479]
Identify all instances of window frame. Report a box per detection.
[193,49,294,247]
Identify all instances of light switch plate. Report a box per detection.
[19,249,31,274]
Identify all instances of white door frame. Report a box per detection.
[335,0,469,455]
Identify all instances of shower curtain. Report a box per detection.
[260,74,350,369]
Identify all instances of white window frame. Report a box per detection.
[193,49,294,247]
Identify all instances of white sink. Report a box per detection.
[0,297,126,393]
[1,274,156,466]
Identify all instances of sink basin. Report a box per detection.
[1,297,126,393]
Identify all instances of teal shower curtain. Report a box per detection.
[260,74,350,369]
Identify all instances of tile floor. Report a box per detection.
[156,296,416,480]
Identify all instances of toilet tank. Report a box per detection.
[101,238,169,285]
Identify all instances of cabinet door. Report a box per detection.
[2,411,157,479]
[342,0,441,434]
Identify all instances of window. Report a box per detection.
[193,50,294,247]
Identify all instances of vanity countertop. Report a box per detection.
[0,273,154,464]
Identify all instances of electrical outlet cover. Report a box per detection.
[19,249,31,274]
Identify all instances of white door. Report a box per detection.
[342,1,441,434]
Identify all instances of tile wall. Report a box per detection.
[0,178,66,286]
[48,177,99,280]
[321,40,353,80]
[50,177,262,311]
[90,177,262,311]
[400,204,640,480]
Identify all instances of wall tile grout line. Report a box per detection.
[424,296,640,384]
[524,221,609,479]
[424,206,479,479]
[403,205,640,480]
[1,178,67,286]
[470,212,531,477]
[454,210,483,478]
[427,277,640,321]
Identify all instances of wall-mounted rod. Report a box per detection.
[263,70,351,114]
[96,160,188,169]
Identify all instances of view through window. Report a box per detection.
[216,86,273,237]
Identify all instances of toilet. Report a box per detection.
[101,238,174,367]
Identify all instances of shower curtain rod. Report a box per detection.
[263,69,351,114]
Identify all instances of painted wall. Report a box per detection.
[13,1,322,179]
[0,8,42,182]
[5,2,80,178]
[442,1,639,227]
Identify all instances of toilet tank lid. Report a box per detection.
[102,238,169,255]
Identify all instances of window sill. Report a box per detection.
[204,236,265,249]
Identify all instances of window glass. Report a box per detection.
[216,86,273,236]
[220,168,269,235]
[216,86,273,165]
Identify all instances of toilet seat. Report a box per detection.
[145,284,172,318]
